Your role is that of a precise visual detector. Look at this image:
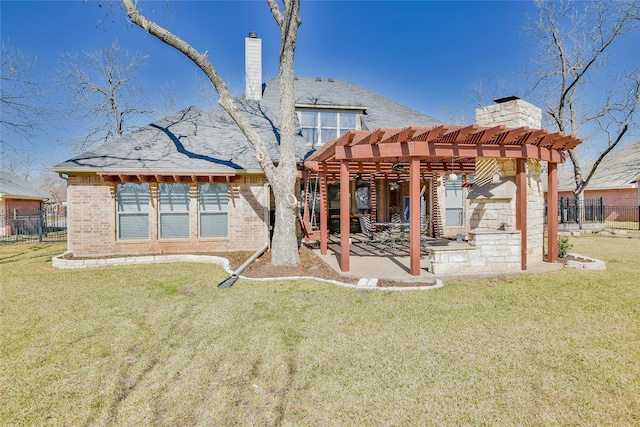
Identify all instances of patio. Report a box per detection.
[311,233,563,282]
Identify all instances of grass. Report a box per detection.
[1,237,639,426]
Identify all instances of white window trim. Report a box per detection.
[297,108,361,147]
[198,183,230,239]
[158,182,191,240]
[116,182,150,241]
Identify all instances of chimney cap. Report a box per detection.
[248,31,258,38]
[493,96,520,104]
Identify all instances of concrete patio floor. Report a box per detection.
[311,233,564,283]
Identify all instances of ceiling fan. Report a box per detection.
[391,158,409,174]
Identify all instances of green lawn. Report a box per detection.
[1,237,639,426]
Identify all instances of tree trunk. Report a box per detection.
[265,0,301,266]
[270,176,300,266]
[573,188,585,228]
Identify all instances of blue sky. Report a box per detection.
[1,0,637,176]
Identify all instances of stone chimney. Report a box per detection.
[475,96,541,129]
[245,32,262,101]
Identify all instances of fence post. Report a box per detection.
[38,208,43,243]
[599,197,603,222]
[13,208,18,242]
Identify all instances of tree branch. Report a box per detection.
[121,0,278,181]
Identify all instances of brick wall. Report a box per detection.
[2,198,43,214]
[67,174,269,257]
[2,198,44,235]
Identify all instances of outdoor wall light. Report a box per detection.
[492,171,501,183]
[448,173,458,182]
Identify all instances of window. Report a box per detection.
[159,182,190,238]
[199,183,229,238]
[117,182,150,240]
[298,110,357,146]
[445,179,464,226]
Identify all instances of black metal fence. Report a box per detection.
[602,205,640,230]
[558,197,605,223]
[548,197,640,230]
[0,206,67,244]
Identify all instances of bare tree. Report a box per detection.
[1,41,43,145]
[120,0,302,266]
[440,76,515,125]
[59,39,153,153]
[527,0,640,215]
[157,73,220,115]
[3,152,39,182]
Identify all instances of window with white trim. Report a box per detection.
[444,179,464,226]
[298,110,357,146]
[159,182,190,239]
[117,182,150,240]
[199,183,229,238]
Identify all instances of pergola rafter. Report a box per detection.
[304,123,582,276]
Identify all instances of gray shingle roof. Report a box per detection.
[0,171,50,200]
[556,141,640,191]
[50,77,442,175]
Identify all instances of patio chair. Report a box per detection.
[391,213,404,224]
[420,214,431,248]
[391,213,407,241]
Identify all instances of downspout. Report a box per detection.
[57,173,71,253]
[218,182,271,288]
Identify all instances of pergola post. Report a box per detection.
[409,157,421,276]
[302,170,310,234]
[319,169,328,255]
[339,159,350,272]
[547,162,559,262]
[516,159,528,270]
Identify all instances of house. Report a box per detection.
[50,33,581,276]
[541,141,639,229]
[556,141,640,207]
[41,185,68,208]
[49,34,441,258]
[1,171,50,237]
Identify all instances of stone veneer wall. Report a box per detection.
[66,174,268,257]
[472,98,546,268]
[427,230,521,275]
[467,158,517,231]
[526,160,545,264]
[475,98,542,129]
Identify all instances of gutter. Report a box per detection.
[218,182,271,288]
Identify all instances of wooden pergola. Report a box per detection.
[304,124,582,276]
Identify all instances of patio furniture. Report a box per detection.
[359,215,396,248]
[391,213,408,240]
[420,214,431,248]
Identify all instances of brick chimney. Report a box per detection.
[245,32,262,101]
[475,96,541,129]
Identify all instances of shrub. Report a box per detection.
[558,235,572,258]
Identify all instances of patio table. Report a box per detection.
[373,222,410,239]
